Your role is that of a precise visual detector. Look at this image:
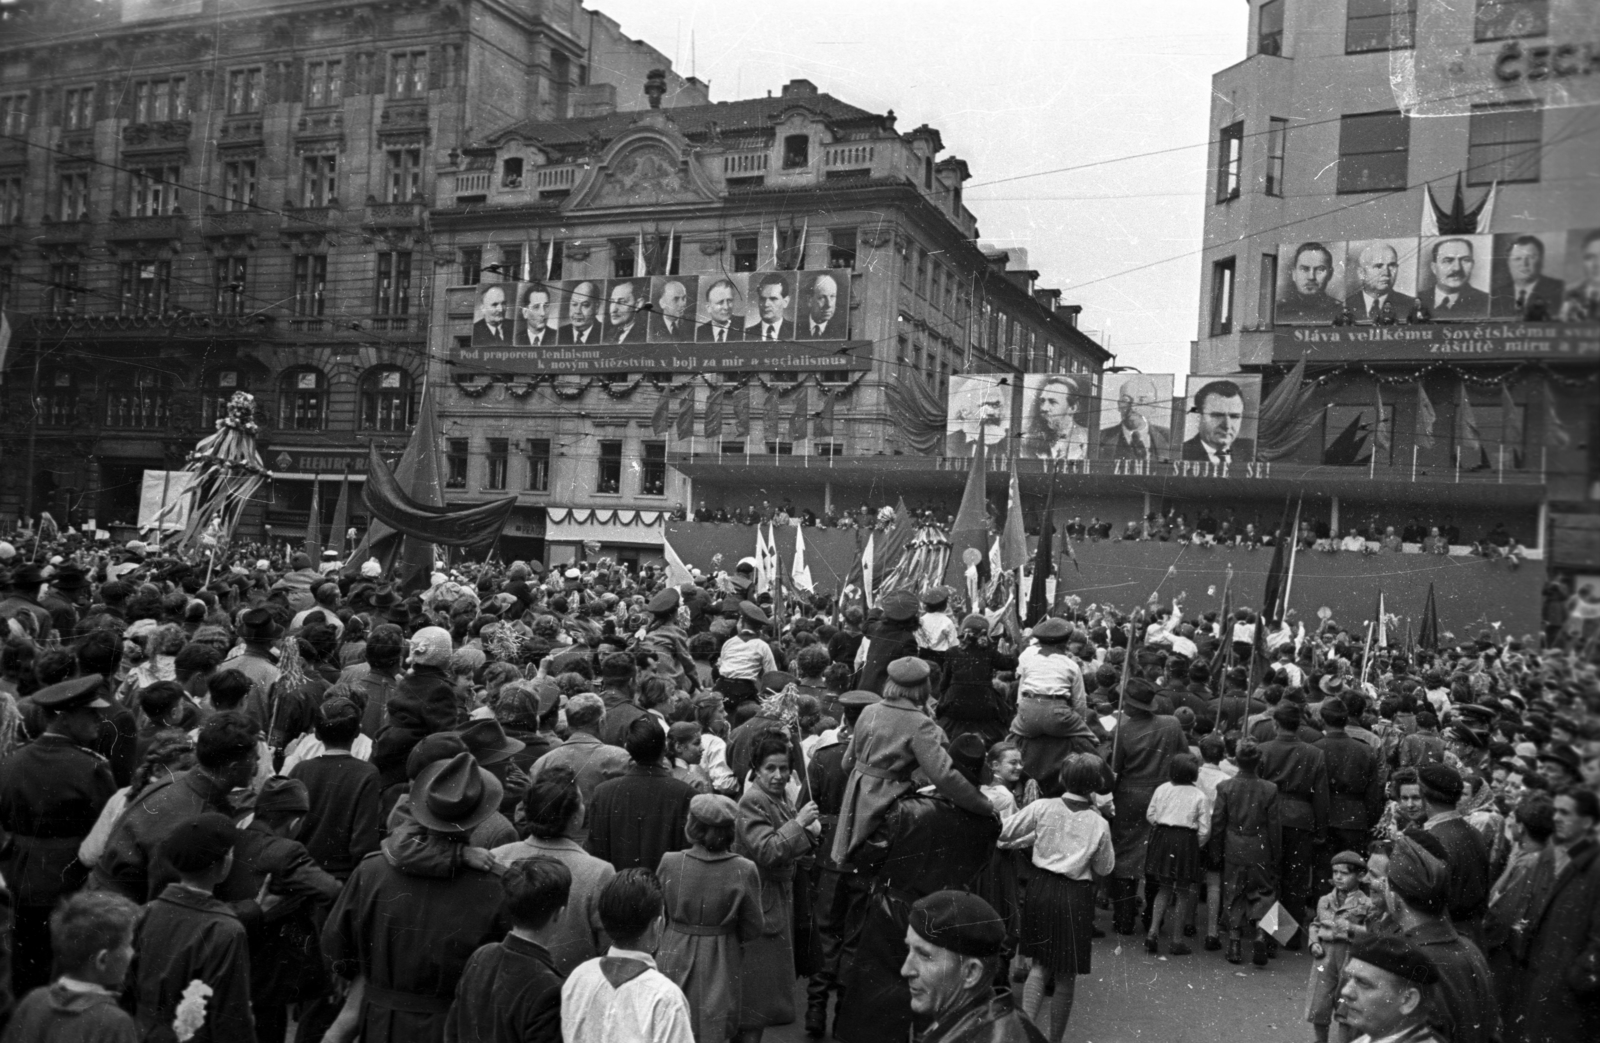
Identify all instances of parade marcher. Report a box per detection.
[997,752,1114,1043]
[445,856,570,1043]
[1256,701,1330,948]
[656,793,764,1043]
[934,614,1017,750]
[899,890,1047,1043]
[1143,752,1212,957]
[1107,677,1187,936]
[560,869,695,1043]
[1334,934,1448,1043]
[1209,737,1282,965]
[831,656,996,867]
[0,675,115,995]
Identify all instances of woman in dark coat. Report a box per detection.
[1108,677,1187,935]
[934,615,1017,750]
[856,592,922,694]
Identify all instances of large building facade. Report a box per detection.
[0,0,704,539]
[1188,0,1598,574]
[426,78,1106,564]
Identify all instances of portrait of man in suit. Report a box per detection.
[799,272,849,340]
[558,280,605,345]
[471,284,513,345]
[513,284,556,346]
[1097,373,1172,462]
[946,375,1010,459]
[1491,234,1564,318]
[1020,374,1090,461]
[648,277,694,342]
[1561,229,1600,322]
[1422,237,1490,319]
[1275,241,1343,324]
[745,272,793,342]
[604,278,646,344]
[1344,242,1417,322]
[1182,377,1257,464]
[695,277,744,343]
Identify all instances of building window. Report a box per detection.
[732,236,758,273]
[610,238,636,279]
[374,251,412,315]
[460,247,481,285]
[0,93,28,134]
[389,50,428,98]
[1216,121,1243,202]
[63,86,94,130]
[525,438,550,492]
[222,159,257,211]
[501,157,524,188]
[782,134,810,169]
[305,59,344,107]
[499,245,523,281]
[640,441,667,496]
[105,372,169,430]
[213,256,247,315]
[486,438,509,491]
[0,176,19,225]
[446,439,468,489]
[916,248,929,298]
[226,68,263,115]
[302,154,338,207]
[1211,257,1236,335]
[930,266,944,311]
[816,442,844,457]
[1258,252,1278,326]
[1258,0,1285,55]
[39,370,76,426]
[57,171,89,221]
[923,155,934,189]
[1265,117,1288,197]
[293,254,327,316]
[764,441,795,455]
[1337,110,1409,193]
[279,369,326,430]
[118,260,171,315]
[1346,0,1416,54]
[596,440,622,494]
[359,367,414,432]
[1468,103,1542,184]
[828,228,857,269]
[130,165,181,216]
[1476,0,1547,41]
[46,262,80,315]
[133,77,188,123]
[385,147,421,202]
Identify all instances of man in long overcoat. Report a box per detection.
[1108,678,1187,934]
[1256,701,1329,947]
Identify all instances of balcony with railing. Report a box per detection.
[453,169,491,200]
[106,212,186,242]
[823,143,876,179]
[721,149,770,185]
[364,199,426,229]
[531,163,578,198]
[103,386,171,429]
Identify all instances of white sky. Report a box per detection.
[591,0,1250,376]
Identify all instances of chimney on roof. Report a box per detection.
[644,69,667,109]
[781,79,819,98]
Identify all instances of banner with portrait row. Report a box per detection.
[1274,228,1599,325]
[945,373,1265,468]
[448,271,868,375]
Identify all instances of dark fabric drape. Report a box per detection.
[1256,357,1320,461]
[883,373,946,455]
[361,446,516,548]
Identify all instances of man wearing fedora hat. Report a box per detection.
[323,752,511,1043]
[0,674,116,993]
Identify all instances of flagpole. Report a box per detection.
[1412,445,1418,483]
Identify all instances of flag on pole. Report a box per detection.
[874,497,916,582]
[763,524,785,626]
[663,532,693,587]
[1501,383,1523,454]
[704,384,725,439]
[788,385,810,442]
[944,438,990,591]
[1375,591,1388,648]
[0,311,11,384]
[328,470,351,557]
[1372,383,1390,456]
[791,524,814,593]
[1415,383,1437,450]
[303,475,323,561]
[651,386,673,436]
[733,386,751,438]
[814,390,834,438]
[675,388,695,440]
[1252,498,1298,690]
[754,525,772,596]
[765,387,783,441]
[1541,379,1570,449]
[634,229,646,278]
[999,468,1028,573]
[1026,482,1056,625]
[1417,582,1440,652]
[859,531,876,608]
[1456,380,1482,462]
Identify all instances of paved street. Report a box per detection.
[772,909,1311,1043]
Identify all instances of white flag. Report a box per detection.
[663,533,693,588]
[754,525,771,596]
[860,532,875,609]
[1259,901,1300,946]
[791,525,814,593]
[1377,592,1389,649]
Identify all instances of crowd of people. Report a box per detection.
[0,532,1594,1043]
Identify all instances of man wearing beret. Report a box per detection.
[1415,763,1491,941]
[0,675,116,993]
[1335,934,1448,1043]
[899,890,1046,1043]
[1382,833,1500,1043]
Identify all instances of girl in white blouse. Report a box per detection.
[1143,752,1213,955]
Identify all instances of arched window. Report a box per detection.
[359,366,415,432]
[203,367,251,428]
[104,369,170,429]
[39,368,79,427]
[279,367,326,430]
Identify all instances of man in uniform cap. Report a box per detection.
[713,602,777,711]
[640,584,698,694]
[916,587,959,657]
[1415,762,1490,939]
[857,590,923,695]
[899,890,1043,1043]
[1381,833,1501,1043]
[0,674,116,992]
[1335,934,1447,1043]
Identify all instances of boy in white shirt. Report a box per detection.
[561,868,694,1043]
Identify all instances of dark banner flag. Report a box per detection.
[361,445,515,548]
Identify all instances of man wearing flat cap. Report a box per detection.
[0,674,116,992]
[899,890,1045,1043]
[1335,934,1448,1043]
[1415,763,1491,940]
[1381,832,1500,1043]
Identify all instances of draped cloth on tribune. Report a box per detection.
[176,391,272,551]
